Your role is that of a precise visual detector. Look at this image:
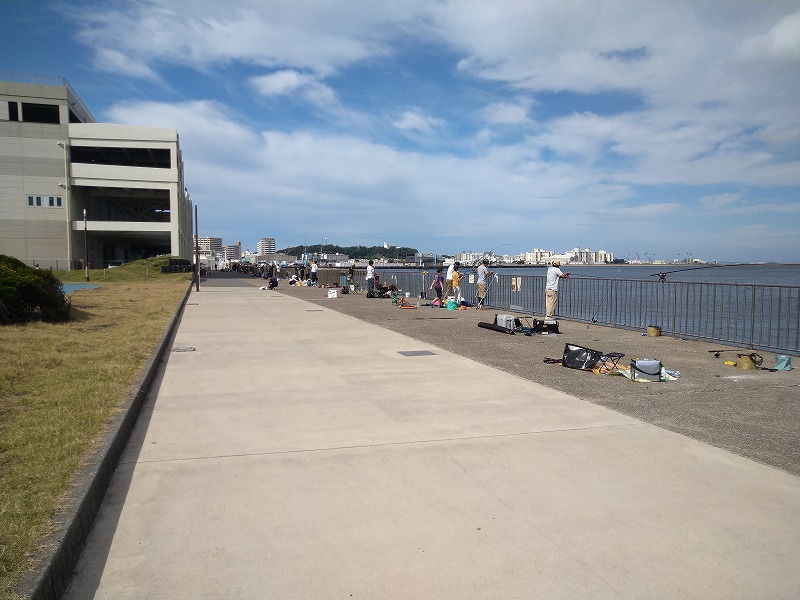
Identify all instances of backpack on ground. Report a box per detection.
[562,343,602,370]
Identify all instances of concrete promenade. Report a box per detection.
[64,274,800,599]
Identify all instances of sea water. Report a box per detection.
[531,264,799,286]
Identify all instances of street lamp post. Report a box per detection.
[83,208,89,281]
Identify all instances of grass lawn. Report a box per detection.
[0,258,191,599]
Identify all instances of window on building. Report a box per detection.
[26,195,62,208]
[8,102,19,121]
[70,146,171,168]
[20,103,60,124]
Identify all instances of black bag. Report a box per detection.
[341,285,349,294]
[562,343,602,370]
[532,319,559,334]
[366,291,378,298]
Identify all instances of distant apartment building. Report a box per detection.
[195,236,222,252]
[224,241,242,261]
[257,237,276,254]
[566,247,614,264]
[524,248,554,264]
[455,252,483,264]
[0,76,193,269]
[194,236,222,270]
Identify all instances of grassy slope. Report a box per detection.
[0,259,191,598]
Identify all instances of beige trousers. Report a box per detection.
[545,289,558,318]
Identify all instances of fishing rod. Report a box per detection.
[468,242,510,307]
[649,263,750,281]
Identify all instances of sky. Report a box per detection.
[1,0,799,263]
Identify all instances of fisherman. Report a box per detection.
[476,259,494,309]
[443,261,460,301]
[545,260,569,318]
[366,260,376,295]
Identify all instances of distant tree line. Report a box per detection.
[280,245,419,261]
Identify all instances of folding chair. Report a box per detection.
[597,352,625,372]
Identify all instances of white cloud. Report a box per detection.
[91,48,159,80]
[250,70,338,109]
[479,100,533,126]
[73,0,432,77]
[391,111,445,135]
[55,0,799,259]
[737,10,800,63]
[250,71,313,96]
[699,192,744,211]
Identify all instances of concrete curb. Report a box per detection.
[15,283,193,600]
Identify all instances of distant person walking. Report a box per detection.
[430,267,444,306]
[545,260,569,318]
[366,260,376,295]
[310,260,319,284]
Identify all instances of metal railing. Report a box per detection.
[333,268,798,354]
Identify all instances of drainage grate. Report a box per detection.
[305,309,324,312]
[398,350,437,357]
[171,346,196,352]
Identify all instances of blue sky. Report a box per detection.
[2,0,798,262]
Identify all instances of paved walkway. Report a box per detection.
[64,277,800,599]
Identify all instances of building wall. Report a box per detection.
[0,81,75,268]
[196,236,223,252]
[257,237,276,254]
[0,78,192,269]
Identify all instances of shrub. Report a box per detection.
[0,255,71,324]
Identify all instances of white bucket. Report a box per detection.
[327,289,337,299]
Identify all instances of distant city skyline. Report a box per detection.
[21,1,795,262]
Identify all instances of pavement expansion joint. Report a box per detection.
[126,422,644,465]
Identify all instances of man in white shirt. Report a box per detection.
[443,261,459,301]
[545,260,569,318]
[475,259,493,309]
[310,261,319,284]
[366,260,375,294]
